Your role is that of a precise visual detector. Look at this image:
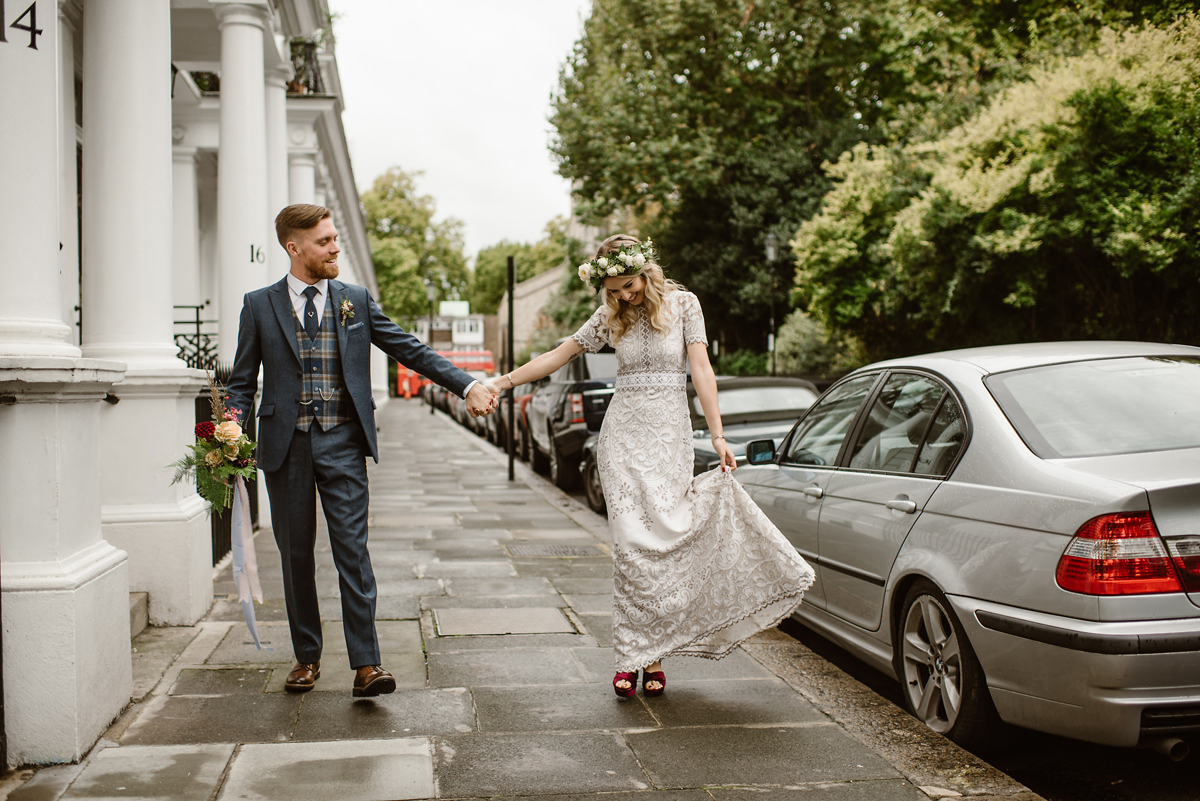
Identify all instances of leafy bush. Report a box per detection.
[795,15,1200,357]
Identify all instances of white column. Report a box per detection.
[59,5,81,346]
[214,0,272,364]
[82,0,211,627]
[0,0,79,358]
[0,0,129,767]
[265,65,291,279]
[288,150,317,206]
[80,1,180,369]
[172,146,202,308]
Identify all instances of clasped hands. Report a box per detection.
[464,381,503,418]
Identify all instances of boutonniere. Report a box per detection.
[339,299,355,326]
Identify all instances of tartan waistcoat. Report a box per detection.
[292,297,352,431]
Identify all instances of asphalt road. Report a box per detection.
[474,423,1200,801]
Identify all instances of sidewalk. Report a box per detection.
[8,401,1043,801]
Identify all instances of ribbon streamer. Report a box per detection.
[231,476,273,652]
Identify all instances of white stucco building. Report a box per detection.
[0,0,383,768]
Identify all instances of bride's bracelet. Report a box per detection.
[712,435,725,441]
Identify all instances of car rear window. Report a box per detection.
[691,386,819,417]
[584,353,618,378]
[985,356,1200,458]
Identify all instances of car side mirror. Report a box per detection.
[745,439,776,465]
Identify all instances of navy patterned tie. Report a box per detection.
[302,286,319,341]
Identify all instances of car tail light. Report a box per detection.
[570,393,585,424]
[1055,512,1184,595]
[1166,537,1200,593]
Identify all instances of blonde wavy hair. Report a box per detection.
[596,234,684,342]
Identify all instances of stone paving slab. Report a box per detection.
[422,594,568,610]
[170,668,271,696]
[625,724,901,788]
[472,684,659,733]
[217,738,434,801]
[290,688,476,740]
[434,732,650,797]
[442,577,557,596]
[119,694,302,746]
[426,647,588,688]
[433,607,574,636]
[61,744,234,801]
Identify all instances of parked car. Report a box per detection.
[689,377,820,474]
[490,384,538,453]
[736,341,1200,754]
[578,376,821,515]
[527,344,618,489]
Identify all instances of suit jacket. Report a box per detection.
[225,276,474,473]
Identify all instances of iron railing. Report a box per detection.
[174,303,218,371]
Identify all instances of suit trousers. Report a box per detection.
[263,420,379,668]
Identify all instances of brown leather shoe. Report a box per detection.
[352,665,396,698]
[284,661,320,693]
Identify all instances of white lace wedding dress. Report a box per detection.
[573,289,815,672]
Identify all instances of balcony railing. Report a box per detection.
[288,39,325,95]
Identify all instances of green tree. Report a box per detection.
[470,217,580,314]
[794,15,1200,357]
[361,167,469,322]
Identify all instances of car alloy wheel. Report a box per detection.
[897,580,999,749]
[583,457,606,515]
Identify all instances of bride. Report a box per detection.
[492,234,814,697]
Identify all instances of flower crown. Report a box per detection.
[576,239,657,290]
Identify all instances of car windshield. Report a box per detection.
[985,356,1200,458]
[584,353,618,378]
[692,386,819,417]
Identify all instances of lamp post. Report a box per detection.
[764,232,779,376]
[426,281,437,414]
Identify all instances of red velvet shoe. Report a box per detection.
[642,670,666,697]
[613,672,637,698]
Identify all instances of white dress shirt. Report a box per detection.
[284,272,477,400]
[286,273,328,328]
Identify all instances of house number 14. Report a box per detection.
[0,2,44,50]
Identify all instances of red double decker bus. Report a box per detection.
[396,350,495,397]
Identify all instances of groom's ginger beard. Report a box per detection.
[290,217,341,282]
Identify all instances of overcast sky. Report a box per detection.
[328,0,592,261]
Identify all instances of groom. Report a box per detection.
[226,204,497,697]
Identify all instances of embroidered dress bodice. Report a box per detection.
[573,290,813,672]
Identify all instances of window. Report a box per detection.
[691,386,819,417]
[986,356,1200,459]
[913,397,966,477]
[848,373,946,473]
[784,375,878,467]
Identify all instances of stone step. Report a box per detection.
[129,591,149,639]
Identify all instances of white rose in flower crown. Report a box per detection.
[578,264,591,281]
[633,253,646,267]
[597,257,609,268]
[607,265,619,275]
[619,253,633,265]
[214,420,243,444]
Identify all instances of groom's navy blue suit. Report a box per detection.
[226,276,474,668]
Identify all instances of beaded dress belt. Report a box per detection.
[614,372,687,390]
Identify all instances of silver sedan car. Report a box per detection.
[738,342,1200,755]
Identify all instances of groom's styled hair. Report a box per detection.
[275,204,332,249]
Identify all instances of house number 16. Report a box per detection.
[250,245,265,264]
[0,2,44,50]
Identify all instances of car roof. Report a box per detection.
[865,341,1200,376]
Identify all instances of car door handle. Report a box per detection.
[886,498,918,514]
[802,486,824,498]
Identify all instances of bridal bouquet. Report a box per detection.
[171,375,258,513]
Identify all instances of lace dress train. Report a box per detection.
[573,290,815,672]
